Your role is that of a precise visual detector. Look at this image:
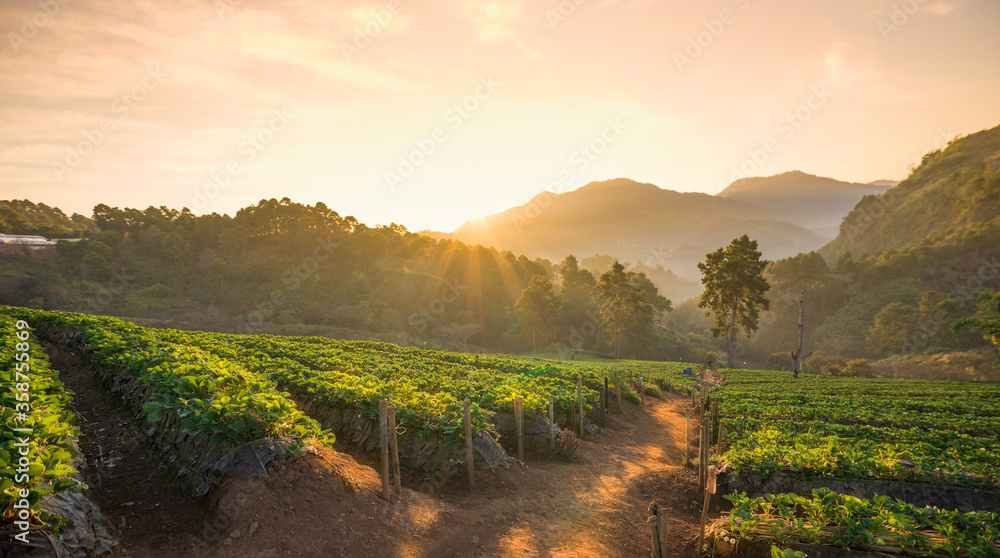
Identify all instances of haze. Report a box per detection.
[1,0,998,231]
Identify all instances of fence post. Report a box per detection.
[514,397,524,462]
[614,371,622,413]
[577,376,584,437]
[698,465,718,553]
[599,385,606,428]
[379,399,390,500]
[388,404,401,496]
[639,375,645,412]
[548,396,555,450]
[684,410,690,467]
[464,399,475,489]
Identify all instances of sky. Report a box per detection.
[1,0,998,232]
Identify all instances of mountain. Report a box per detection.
[820,123,1000,260]
[447,178,825,282]
[716,171,894,240]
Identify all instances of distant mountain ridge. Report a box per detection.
[442,172,888,285]
[717,171,894,240]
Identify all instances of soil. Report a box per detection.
[38,346,704,558]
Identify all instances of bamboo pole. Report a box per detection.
[388,404,401,496]
[548,396,555,450]
[464,399,475,488]
[378,399,390,500]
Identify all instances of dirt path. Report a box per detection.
[37,342,703,558]
[399,395,702,558]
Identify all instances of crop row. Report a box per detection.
[156,329,618,444]
[716,370,1000,436]
[1,314,83,535]
[714,370,1000,488]
[722,489,1000,556]
[3,308,333,451]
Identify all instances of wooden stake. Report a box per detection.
[577,376,583,437]
[639,376,645,412]
[378,399,390,500]
[656,508,668,558]
[711,400,719,451]
[388,404,401,496]
[514,397,524,462]
[548,396,555,450]
[603,377,609,426]
[464,399,475,489]
[684,410,690,467]
[716,421,724,458]
[698,465,718,553]
[698,418,705,490]
[650,514,660,558]
[614,371,622,413]
[599,385,606,428]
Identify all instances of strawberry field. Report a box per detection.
[710,369,1000,556]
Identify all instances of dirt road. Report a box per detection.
[45,343,703,558]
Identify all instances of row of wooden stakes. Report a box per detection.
[374,371,649,499]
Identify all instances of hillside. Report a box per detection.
[448,178,825,281]
[717,171,894,240]
[821,123,1000,260]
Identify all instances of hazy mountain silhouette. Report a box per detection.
[717,171,894,240]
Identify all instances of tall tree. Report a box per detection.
[697,235,771,368]
[515,275,559,352]
[557,255,600,346]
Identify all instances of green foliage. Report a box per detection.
[0,200,93,238]
[1,308,335,452]
[725,489,1000,556]
[715,369,1000,486]
[516,275,560,351]
[0,314,83,534]
[867,302,917,357]
[953,290,1000,367]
